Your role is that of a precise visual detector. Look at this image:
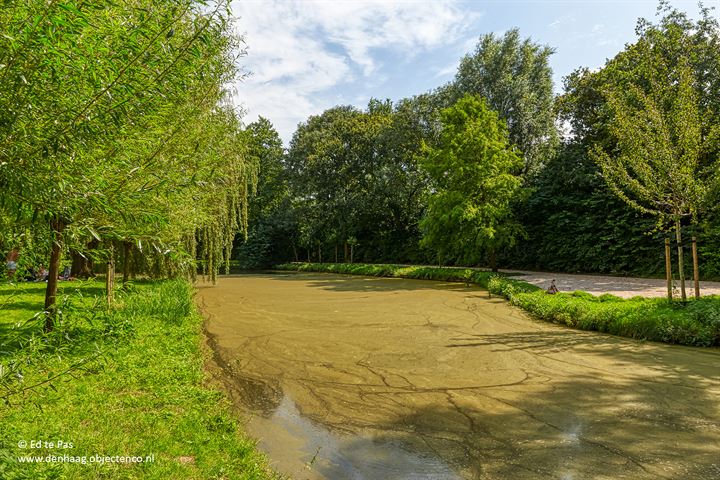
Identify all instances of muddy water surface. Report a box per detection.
[197,272,720,480]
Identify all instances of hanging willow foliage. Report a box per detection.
[0,0,255,324]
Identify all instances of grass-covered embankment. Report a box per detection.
[0,279,277,480]
[276,262,720,347]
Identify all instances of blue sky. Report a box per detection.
[230,0,715,144]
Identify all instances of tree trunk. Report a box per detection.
[692,236,700,299]
[292,244,298,262]
[106,245,115,305]
[318,244,322,263]
[344,241,349,262]
[70,250,85,277]
[489,247,498,273]
[122,241,131,285]
[307,248,310,262]
[70,239,98,278]
[335,244,338,263]
[350,244,354,263]
[664,238,672,302]
[675,218,686,301]
[44,218,66,333]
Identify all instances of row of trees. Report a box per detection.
[0,1,255,330]
[236,3,720,285]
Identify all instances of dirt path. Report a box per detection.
[502,269,720,298]
[198,272,720,480]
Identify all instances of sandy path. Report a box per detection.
[502,269,720,298]
[199,272,720,480]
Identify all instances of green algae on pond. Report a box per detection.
[198,272,720,480]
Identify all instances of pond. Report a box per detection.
[198,272,720,480]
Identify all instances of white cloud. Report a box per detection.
[549,14,575,30]
[230,0,477,143]
[434,63,458,78]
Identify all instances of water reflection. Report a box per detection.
[200,273,720,480]
[246,395,460,480]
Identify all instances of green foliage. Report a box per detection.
[282,99,430,265]
[249,4,720,284]
[590,59,712,223]
[277,262,720,346]
[0,1,255,309]
[419,95,524,267]
[451,28,558,175]
[0,280,277,479]
[234,118,295,268]
[505,143,663,275]
[518,4,720,279]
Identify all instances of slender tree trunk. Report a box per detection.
[692,236,700,299]
[344,241,349,262]
[675,218,686,301]
[70,250,84,277]
[106,245,115,305]
[70,239,99,278]
[292,245,298,262]
[318,244,322,263]
[489,247,498,273]
[307,248,310,263]
[44,218,66,333]
[122,241,131,285]
[664,238,673,302]
[335,244,338,263]
[350,244,354,263]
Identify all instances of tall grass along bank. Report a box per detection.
[0,279,277,480]
[276,262,720,347]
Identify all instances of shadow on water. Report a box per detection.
[227,271,481,293]
[363,374,720,479]
[216,354,720,479]
[203,273,720,480]
[444,329,720,383]
[210,330,720,478]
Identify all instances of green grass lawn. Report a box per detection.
[277,262,720,347]
[0,279,277,480]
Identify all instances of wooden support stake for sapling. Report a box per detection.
[675,219,687,301]
[692,236,700,299]
[664,238,672,302]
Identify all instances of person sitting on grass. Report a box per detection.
[37,264,49,282]
[547,279,559,294]
[59,265,76,281]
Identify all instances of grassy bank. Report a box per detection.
[276,262,720,347]
[0,279,276,480]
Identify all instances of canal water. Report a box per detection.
[198,272,720,480]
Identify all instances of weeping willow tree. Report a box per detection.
[0,0,255,331]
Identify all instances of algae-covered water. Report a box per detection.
[198,272,720,480]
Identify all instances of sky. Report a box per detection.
[229,0,716,144]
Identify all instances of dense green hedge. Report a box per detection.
[276,262,720,347]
